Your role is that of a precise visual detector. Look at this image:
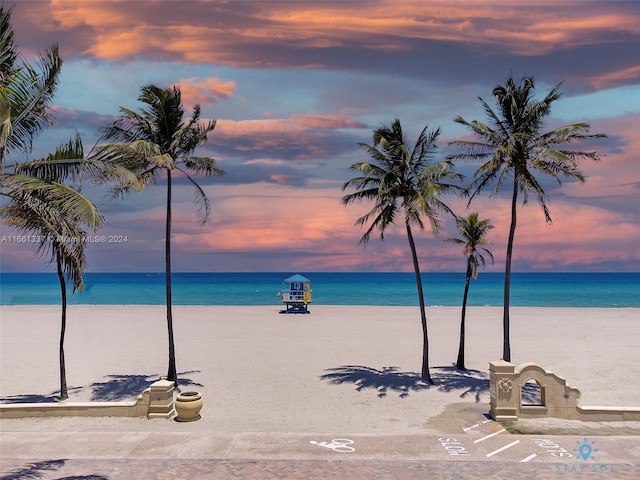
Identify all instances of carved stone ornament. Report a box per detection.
[498,378,513,393]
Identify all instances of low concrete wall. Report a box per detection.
[577,406,640,422]
[519,405,640,422]
[0,399,148,419]
[0,379,175,420]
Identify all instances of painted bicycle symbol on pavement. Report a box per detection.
[309,438,355,453]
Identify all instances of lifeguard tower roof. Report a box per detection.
[284,274,310,283]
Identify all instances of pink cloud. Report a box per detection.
[460,195,640,271]
[216,114,367,137]
[565,114,640,196]
[174,185,357,252]
[178,77,237,107]
[157,174,640,272]
[23,1,638,64]
[583,65,640,90]
[244,159,286,167]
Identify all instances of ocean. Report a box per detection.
[0,272,638,307]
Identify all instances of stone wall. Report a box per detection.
[0,379,175,420]
[489,360,640,422]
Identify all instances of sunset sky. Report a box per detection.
[1,0,639,273]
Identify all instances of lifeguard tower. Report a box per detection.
[278,274,312,314]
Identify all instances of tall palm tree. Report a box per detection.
[342,119,461,383]
[1,139,104,399]
[0,6,106,400]
[445,212,494,370]
[93,85,224,385]
[448,75,605,362]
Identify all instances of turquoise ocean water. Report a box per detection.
[0,272,638,307]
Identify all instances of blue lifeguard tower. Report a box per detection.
[278,274,312,314]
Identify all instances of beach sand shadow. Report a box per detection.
[0,387,82,404]
[0,393,60,404]
[0,371,203,404]
[0,459,67,480]
[90,374,162,401]
[0,459,108,480]
[89,370,203,401]
[57,477,109,480]
[431,365,490,402]
[320,364,489,401]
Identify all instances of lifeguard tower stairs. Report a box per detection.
[279,274,312,314]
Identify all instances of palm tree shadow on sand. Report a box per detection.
[0,388,82,404]
[0,371,202,404]
[90,371,203,401]
[0,459,109,480]
[320,365,489,401]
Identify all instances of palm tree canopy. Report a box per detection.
[1,6,61,166]
[445,212,494,279]
[0,7,105,292]
[92,84,224,224]
[448,75,606,223]
[342,118,462,244]
[0,136,104,292]
[0,177,99,291]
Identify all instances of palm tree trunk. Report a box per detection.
[503,179,518,362]
[406,222,433,384]
[456,262,472,370]
[56,250,68,400]
[166,169,177,384]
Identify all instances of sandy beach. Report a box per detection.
[1,305,639,435]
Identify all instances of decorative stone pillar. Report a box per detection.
[489,360,518,421]
[146,379,176,419]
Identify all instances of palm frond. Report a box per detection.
[1,174,103,228]
[4,44,61,155]
[0,7,18,79]
[175,166,211,225]
[14,133,83,180]
[0,172,104,291]
[182,156,224,176]
[0,88,10,162]
[356,202,397,245]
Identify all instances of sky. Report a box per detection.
[1,0,639,273]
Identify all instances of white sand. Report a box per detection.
[1,305,638,434]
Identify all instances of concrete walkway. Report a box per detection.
[2,418,639,479]
[3,456,635,480]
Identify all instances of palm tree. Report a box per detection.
[448,75,605,362]
[93,84,224,385]
[0,6,106,400]
[445,213,494,370]
[342,119,461,383]
[0,139,104,399]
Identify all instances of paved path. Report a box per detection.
[3,457,635,480]
[2,415,639,479]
